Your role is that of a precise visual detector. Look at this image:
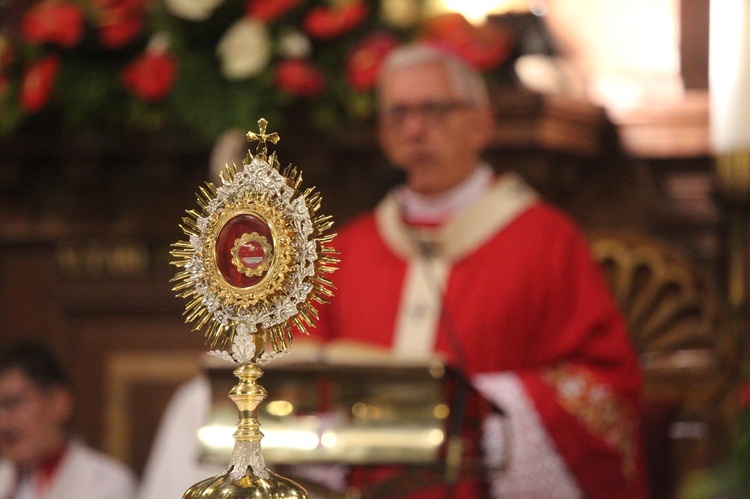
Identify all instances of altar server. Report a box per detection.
[0,341,136,499]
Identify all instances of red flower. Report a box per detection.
[421,13,513,71]
[20,56,60,112]
[275,59,325,97]
[93,0,149,48]
[246,0,300,22]
[121,50,177,102]
[21,1,85,48]
[99,14,145,48]
[303,2,368,40]
[346,33,398,92]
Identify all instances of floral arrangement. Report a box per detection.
[0,0,515,140]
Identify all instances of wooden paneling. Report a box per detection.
[105,351,203,476]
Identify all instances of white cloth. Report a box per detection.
[474,373,582,498]
[137,375,224,499]
[0,440,136,499]
[392,253,450,359]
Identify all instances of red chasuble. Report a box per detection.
[314,174,647,498]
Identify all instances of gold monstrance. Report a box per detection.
[170,119,337,498]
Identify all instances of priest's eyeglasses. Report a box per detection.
[380,100,471,126]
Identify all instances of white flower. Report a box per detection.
[165,0,224,21]
[216,18,271,80]
[277,29,312,59]
[146,32,171,54]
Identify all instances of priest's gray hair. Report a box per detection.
[377,44,490,109]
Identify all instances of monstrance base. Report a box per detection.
[183,467,308,498]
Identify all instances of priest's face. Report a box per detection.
[377,61,493,195]
[0,368,71,467]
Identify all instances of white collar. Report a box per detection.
[394,164,494,225]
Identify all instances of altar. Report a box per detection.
[197,355,507,497]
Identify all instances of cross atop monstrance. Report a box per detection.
[245,118,279,158]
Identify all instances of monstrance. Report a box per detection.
[170,119,337,498]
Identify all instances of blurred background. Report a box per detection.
[0,0,745,496]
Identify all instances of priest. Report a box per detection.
[314,43,647,498]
